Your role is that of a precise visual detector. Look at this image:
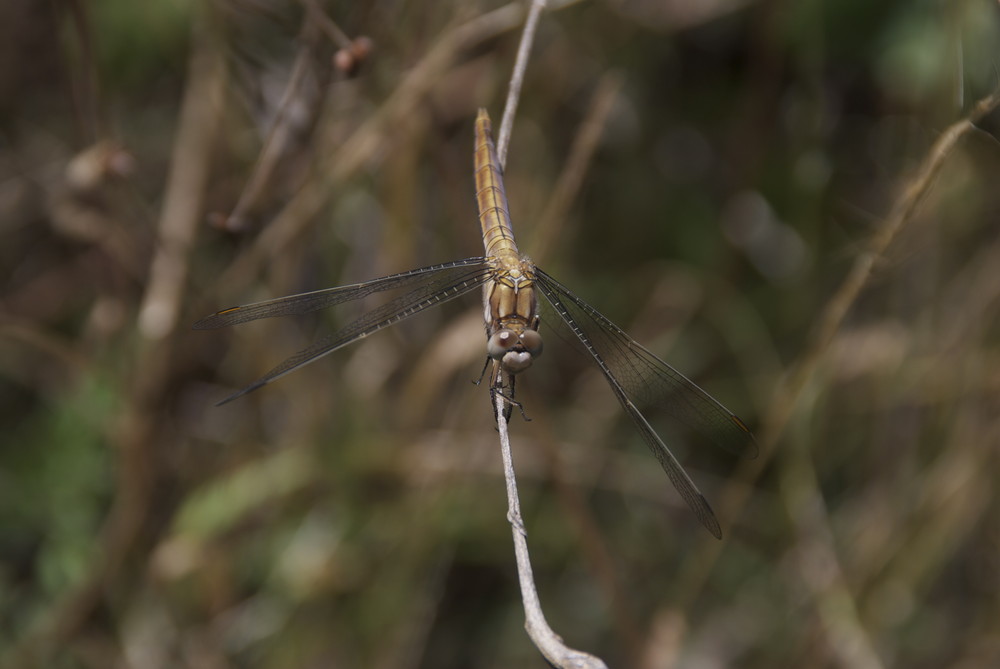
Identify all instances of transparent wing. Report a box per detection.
[194,258,489,329]
[196,258,492,405]
[534,268,756,538]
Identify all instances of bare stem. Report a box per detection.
[496,0,547,168]
[491,3,611,664]
[224,16,326,232]
[300,0,352,48]
[0,19,226,669]
[495,392,608,669]
[220,1,537,289]
[676,85,1000,606]
[529,72,622,263]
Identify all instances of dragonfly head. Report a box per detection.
[488,327,543,374]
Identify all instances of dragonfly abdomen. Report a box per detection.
[474,108,520,259]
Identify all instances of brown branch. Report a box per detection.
[534,409,645,666]
[300,0,352,49]
[495,393,609,669]
[223,15,329,232]
[529,72,622,263]
[0,19,227,669]
[496,0,547,167]
[216,1,534,290]
[489,2,610,664]
[674,86,1000,606]
[62,0,101,141]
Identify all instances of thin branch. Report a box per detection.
[496,0,547,168]
[218,0,581,288]
[490,1,611,664]
[529,72,622,263]
[533,408,645,665]
[300,0,352,49]
[0,20,227,669]
[781,86,1000,446]
[675,85,1000,606]
[63,0,102,141]
[224,16,326,232]
[495,392,608,669]
[217,1,533,290]
[779,418,886,669]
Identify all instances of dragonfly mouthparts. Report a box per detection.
[488,327,544,374]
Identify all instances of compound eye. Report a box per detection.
[487,330,518,359]
[519,329,543,357]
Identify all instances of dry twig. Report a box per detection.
[218,1,536,290]
[1,20,227,669]
[490,1,609,665]
[495,0,547,167]
[496,393,608,669]
[675,86,1000,606]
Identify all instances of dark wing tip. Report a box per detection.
[214,391,242,407]
[696,494,723,540]
[214,379,266,406]
[214,394,238,407]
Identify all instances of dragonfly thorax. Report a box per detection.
[488,327,543,374]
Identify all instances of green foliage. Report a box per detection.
[90,0,194,89]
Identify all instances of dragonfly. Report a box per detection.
[195,108,756,538]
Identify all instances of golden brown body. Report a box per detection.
[474,109,543,382]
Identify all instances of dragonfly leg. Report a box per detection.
[472,356,491,386]
[490,373,531,423]
[506,509,527,536]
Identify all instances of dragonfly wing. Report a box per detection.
[535,269,755,457]
[211,259,493,405]
[535,269,755,538]
[194,258,489,329]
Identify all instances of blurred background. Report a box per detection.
[2,0,999,667]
